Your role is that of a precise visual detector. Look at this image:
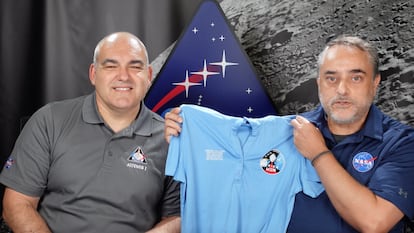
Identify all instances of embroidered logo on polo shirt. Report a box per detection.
[260,149,285,175]
[128,146,147,164]
[352,152,377,172]
[126,146,148,171]
[4,157,14,169]
[398,188,408,198]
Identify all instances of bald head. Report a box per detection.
[93,32,149,66]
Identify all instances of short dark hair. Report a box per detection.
[317,35,380,77]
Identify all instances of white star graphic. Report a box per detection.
[172,70,201,98]
[192,27,199,34]
[210,50,239,78]
[191,59,220,87]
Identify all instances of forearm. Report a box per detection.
[313,152,403,232]
[3,203,51,233]
[291,116,404,232]
[2,188,51,233]
[146,216,180,233]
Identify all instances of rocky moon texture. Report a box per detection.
[151,0,414,126]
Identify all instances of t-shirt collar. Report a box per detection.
[81,92,153,136]
[304,104,383,141]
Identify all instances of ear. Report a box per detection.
[316,75,321,91]
[148,65,153,83]
[146,65,153,90]
[374,74,380,89]
[89,63,96,86]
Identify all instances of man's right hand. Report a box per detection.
[164,107,183,143]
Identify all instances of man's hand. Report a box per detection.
[146,216,180,233]
[164,107,183,143]
[291,115,328,160]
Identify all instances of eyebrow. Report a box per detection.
[129,60,145,66]
[349,69,367,75]
[101,59,145,66]
[101,59,118,65]
[323,69,367,75]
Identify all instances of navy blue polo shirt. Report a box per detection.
[287,105,414,233]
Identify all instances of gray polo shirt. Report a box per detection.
[0,93,180,233]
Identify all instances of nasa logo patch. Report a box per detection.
[352,152,377,173]
[4,157,14,169]
[260,149,285,175]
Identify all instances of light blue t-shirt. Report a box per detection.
[166,105,324,233]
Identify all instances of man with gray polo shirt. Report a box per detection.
[0,32,180,233]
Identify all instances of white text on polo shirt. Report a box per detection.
[127,162,147,171]
[205,149,224,160]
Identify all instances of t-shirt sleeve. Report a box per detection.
[300,158,324,198]
[165,135,185,183]
[165,108,189,184]
[368,137,414,218]
[0,105,52,197]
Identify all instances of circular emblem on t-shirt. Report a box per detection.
[260,149,285,175]
[352,152,377,173]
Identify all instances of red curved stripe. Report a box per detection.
[151,66,219,112]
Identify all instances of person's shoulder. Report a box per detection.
[180,104,217,115]
[32,95,86,117]
[179,104,226,120]
[382,113,414,135]
[150,110,165,123]
[21,95,88,133]
[261,114,295,123]
[301,106,322,118]
[38,95,86,111]
[141,104,165,125]
[374,109,414,149]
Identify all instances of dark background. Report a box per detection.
[0,0,205,214]
[1,0,413,229]
[0,0,205,163]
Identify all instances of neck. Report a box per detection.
[327,117,365,135]
[98,104,140,133]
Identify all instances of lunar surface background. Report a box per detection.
[152,0,414,126]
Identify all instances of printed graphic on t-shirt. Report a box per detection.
[260,149,285,175]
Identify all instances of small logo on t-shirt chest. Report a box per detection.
[260,149,285,175]
[205,149,224,160]
[352,152,377,172]
[126,146,148,171]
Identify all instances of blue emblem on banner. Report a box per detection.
[145,0,277,117]
[352,152,377,172]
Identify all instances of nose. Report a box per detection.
[117,67,130,81]
[336,80,348,95]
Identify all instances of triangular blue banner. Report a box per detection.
[145,0,277,117]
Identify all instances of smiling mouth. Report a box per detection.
[114,87,132,91]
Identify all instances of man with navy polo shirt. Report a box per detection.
[288,35,414,233]
[164,35,414,232]
[0,32,180,233]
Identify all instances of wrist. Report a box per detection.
[311,150,331,166]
